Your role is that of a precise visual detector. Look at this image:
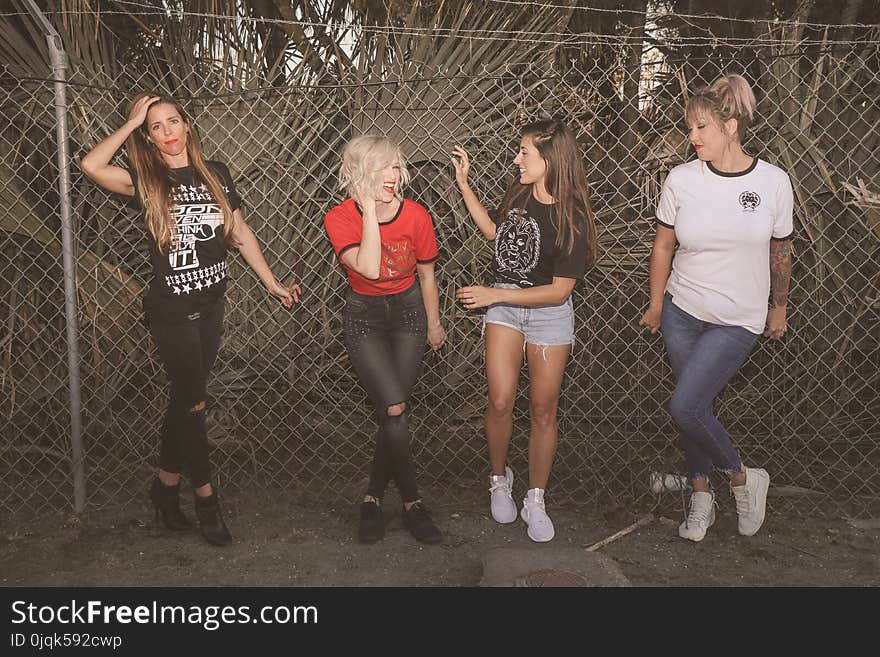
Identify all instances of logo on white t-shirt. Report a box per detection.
[739,190,761,213]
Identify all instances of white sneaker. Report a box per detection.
[489,466,517,524]
[520,488,554,542]
[678,491,716,542]
[732,467,770,536]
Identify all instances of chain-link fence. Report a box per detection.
[1,7,878,519]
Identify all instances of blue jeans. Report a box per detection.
[660,294,759,483]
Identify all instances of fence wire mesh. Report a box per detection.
[0,7,878,519]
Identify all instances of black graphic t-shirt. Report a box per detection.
[129,161,241,323]
[492,195,588,287]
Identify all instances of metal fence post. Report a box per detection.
[24,0,86,514]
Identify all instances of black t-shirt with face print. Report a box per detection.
[129,160,241,323]
[492,195,588,287]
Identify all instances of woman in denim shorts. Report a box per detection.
[452,120,597,542]
[324,136,446,545]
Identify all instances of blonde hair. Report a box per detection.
[126,93,237,253]
[339,135,410,199]
[685,74,757,142]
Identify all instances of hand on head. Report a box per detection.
[127,94,161,128]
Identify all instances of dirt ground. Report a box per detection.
[1,485,877,588]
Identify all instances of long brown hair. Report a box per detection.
[125,93,237,253]
[498,119,597,264]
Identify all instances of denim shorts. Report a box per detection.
[483,283,575,345]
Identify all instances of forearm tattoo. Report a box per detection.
[770,239,792,308]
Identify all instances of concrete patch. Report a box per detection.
[479,546,630,587]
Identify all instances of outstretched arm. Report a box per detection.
[232,209,298,308]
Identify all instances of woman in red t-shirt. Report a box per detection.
[324,135,446,544]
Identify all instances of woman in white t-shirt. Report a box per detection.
[639,75,793,542]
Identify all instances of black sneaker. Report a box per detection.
[358,500,384,543]
[402,501,442,544]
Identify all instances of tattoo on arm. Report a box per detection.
[770,239,792,308]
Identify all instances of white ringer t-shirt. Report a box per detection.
[657,158,794,334]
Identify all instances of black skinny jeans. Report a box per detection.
[147,299,224,488]
[343,281,427,503]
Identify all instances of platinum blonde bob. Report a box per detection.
[338,135,410,199]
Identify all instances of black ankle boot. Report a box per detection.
[194,491,232,546]
[358,499,384,543]
[149,478,191,531]
[402,501,442,544]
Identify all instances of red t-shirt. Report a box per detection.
[324,198,440,295]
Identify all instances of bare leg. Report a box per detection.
[484,324,525,476]
[525,343,570,489]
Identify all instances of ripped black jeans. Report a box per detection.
[147,299,224,488]
[343,282,427,503]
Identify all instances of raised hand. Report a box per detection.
[451,145,471,187]
[353,182,377,217]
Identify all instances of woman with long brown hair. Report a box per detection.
[80,93,299,546]
[452,119,597,542]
